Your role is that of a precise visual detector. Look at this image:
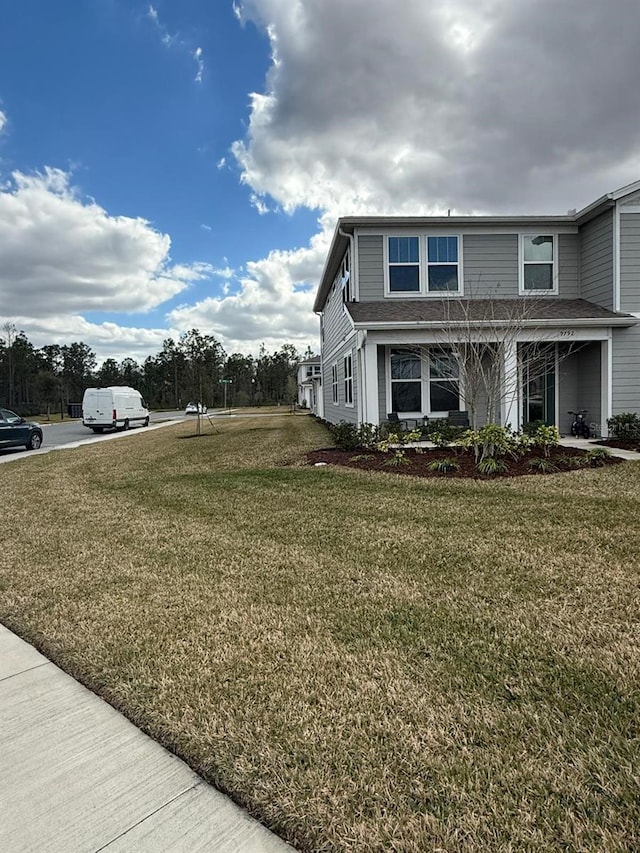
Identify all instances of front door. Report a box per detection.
[523,353,555,426]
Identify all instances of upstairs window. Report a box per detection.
[427,236,459,292]
[388,236,420,292]
[521,235,555,292]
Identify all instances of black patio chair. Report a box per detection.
[448,410,470,428]
[387,412,410,431]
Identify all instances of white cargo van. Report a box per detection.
[82,387,150,433]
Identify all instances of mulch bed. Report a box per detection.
[306,446,623,479]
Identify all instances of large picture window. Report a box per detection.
[388,236,420,292]
[391,349,422,412]
[429,350,460,412]
[521,235,555,291]
[427,236,459,292]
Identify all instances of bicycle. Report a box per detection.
[568,410,591,439]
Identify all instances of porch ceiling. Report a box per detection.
[347,298,637,328]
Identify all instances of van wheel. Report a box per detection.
[92,427,104,433]
[143,416,149,427]
[123,419,130,431]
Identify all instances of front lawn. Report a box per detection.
[1,414,639,852]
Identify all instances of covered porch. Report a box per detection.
[357,328,615,436]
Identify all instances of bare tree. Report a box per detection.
[412,293,584,429]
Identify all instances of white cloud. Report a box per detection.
[167,232,328,355]
[180,0,640,360]
[10,313,181,364]
[193,46,204,83]
[0,109,6,134]
[0,168,209,318]
[232,0,640,216]
[146,5,204,82]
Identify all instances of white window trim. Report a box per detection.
[384,234,421,297]
[388,347,422,416]
[331,362,339,406]
[428,350,461,415]
[383,233,463,298]
[426,235,462,296]
[343,352,354,407]
[386,346,461,418]
[519,233,558,295]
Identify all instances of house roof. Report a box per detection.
[346,298,637,328]
[313,180,640,312]
[299,355,321,364]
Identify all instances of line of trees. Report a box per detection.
[0,321,312,415]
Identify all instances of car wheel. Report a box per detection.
[27,432,42,450]
[92,427,104,433]
[143,416,149,427]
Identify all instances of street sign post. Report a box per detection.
[219,378,233,411]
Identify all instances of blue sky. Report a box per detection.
[1,0,640,364]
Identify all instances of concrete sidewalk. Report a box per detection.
[558,436,640,460]
[0,624,296,852]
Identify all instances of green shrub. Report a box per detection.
[330,421,382,451]
[607,412,640,439]
[586,447,611,467]
[383,449,410,467]
[357,423,381,449]
[466,424,518,463]
[521,419,547,436]
[557,453,588,469]
[527,457,559,474]
[421,419,465,445]
[476,456,509,475]
[530,424,560,457]
[427,456,460,473]
[331,421,361,450]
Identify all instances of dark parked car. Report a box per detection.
[0,408,43,451]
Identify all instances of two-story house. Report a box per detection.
[313,181,640,436]
[297,355,322,414]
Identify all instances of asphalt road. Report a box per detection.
[0,410,188,464]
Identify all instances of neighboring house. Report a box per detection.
[313,181,640,436]
[297,356,322,415]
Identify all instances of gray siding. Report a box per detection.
[463,234,518,296]
[579,210,614,308]
[558,234,579,298]
[619,213,640,312]
[577,343,601,432]
[322,342,358,425]
[358,235,384,301]
[612,325,640,413]
[322,274,353,356]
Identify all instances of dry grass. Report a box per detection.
[2,414,639,852]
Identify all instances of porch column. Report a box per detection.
[501,340,518,430]
[601,335,611,437]
[362,341,380,425]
